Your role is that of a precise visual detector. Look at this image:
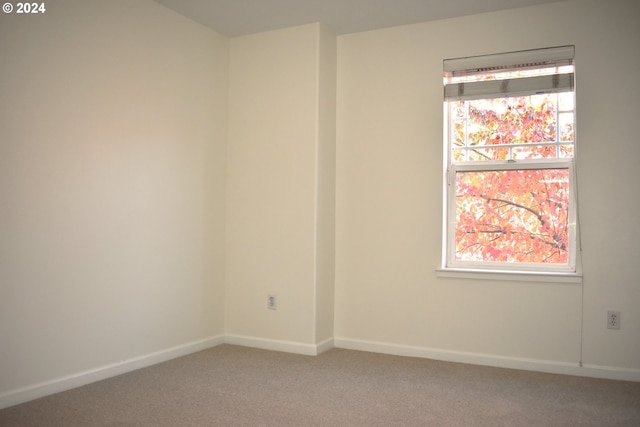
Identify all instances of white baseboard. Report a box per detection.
[0,335,224,410]
[224,334,334,356]
[316,337,335,354]
[3,335,638,410]
[334,337,640,382]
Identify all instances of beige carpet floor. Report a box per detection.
[1,344,639,426]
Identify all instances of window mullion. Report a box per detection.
[464,101,470,161]
[555,92,560,158]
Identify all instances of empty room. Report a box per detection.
[1,0,639,425]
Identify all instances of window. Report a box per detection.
[442,46,578,275]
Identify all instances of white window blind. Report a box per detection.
[444,46,574,101]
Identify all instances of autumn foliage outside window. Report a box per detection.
[443,47,577,272]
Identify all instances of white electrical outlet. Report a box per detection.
[267,294,277,310]
[607,311,620,329]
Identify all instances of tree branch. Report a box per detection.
[480,195,542,222]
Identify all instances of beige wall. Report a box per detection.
[335,0,640,373]
[225,23,336,350]
[0,0,228,398]
[573,0,640,370]
[315,24,337,346]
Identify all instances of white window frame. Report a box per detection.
[440,47,581,281]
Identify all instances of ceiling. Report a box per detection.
[153,0,565,37]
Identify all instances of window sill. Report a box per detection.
[436,268,582,284]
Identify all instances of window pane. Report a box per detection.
[452,101,466,119]
[558,92,574,111]
[455,169,570,264]
[452,149,466,162]
[453,120,466,147]
[512,145,558,160]
[467,147,510,161]
[559,112,574,142]
[467,94,558,146]
[559,144,574,158]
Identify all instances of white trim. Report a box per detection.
[3,335,638,411]
[0,335,225,410]
[316,337,335,354]
[334,337,640,382]
[0,334,332,410]
[224,334,332,356]
[436,268,582,284]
